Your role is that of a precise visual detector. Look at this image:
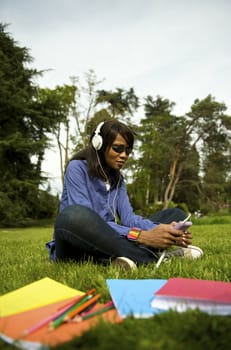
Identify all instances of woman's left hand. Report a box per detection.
[175,231,192,247]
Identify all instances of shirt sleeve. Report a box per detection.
[60,160,94,211]
[107,221,131,236]
[117,180,159,231]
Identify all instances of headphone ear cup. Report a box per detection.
[92,133,103,150]
[92,121,104,150]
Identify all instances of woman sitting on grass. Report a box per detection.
[46,120,203,270]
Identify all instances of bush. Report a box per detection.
[134,201,189,217]
[0,189,59,227]
[36,190,59,219]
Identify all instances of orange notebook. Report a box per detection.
[0,296,121,349]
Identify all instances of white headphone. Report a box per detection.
[92,121,104,150]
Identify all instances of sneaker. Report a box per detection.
[164,245,203,260]
[156,245,203,268]
[112,257,137,271]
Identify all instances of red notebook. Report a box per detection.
[151,278,231,315]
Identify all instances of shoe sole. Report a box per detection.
[112,257,137,270]
[187,245,204,259]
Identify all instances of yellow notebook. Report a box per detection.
[0,277,83,317]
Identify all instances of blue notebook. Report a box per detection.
[106,279,167,318]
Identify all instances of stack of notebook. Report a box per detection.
[1,277,230,349]
[106,278,231,318]
[0,277,120,350]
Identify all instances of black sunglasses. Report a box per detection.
[111,144,132,156]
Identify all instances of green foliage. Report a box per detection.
[187,95,231,211]
[35,190,59,220]
[192,214,231,225]
[173,146,201,212]
[54,311,230,350]
[95,87,139,121]
[137,95,197,208]
[0,189,58,227]
[0,221,230,349]
[131,94,230,213]
[0,24,62,225]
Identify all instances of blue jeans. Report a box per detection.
[53,204,186,265]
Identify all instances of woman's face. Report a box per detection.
[104,134,132,170]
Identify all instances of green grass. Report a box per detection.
[0,217,231,349]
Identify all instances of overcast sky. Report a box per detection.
[1,0,231,193]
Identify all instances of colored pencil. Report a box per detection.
[57,288,96,310]
[64,293,102,322]
[80,300,113,317]
[49,294,93,330]
[21,294,87,336]
[73,301,114,322]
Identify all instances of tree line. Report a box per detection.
[0,24,230,227]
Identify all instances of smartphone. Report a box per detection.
[173,221,192,231]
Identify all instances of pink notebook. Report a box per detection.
[151,278,231,315]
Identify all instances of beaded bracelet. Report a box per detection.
[127,227,142,241]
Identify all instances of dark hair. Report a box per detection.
[70,120,135,183]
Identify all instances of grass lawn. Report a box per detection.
[0,215,230,349]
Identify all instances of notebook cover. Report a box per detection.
[106,279,167,318]
[154,278,231,303]
[0,277,83,317]
[0,296,121,349]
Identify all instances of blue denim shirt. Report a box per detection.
[46,160,157,260]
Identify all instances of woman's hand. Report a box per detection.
[137,223,192,249]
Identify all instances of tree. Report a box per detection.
[95,87,139,125]
[135,94,231,212]
[43,71,108,185]
[197,98,231,211]
[69,74,140,173]
[173,145,201,212]
[36,85,77,185]
[0,24,57,225]
[136,95,192,210]
[70,70,105,150]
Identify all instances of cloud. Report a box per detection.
[2,0,231,111]
[2,1,230,111]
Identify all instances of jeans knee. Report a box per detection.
[55,205,96,229]
[172,207,186,216]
